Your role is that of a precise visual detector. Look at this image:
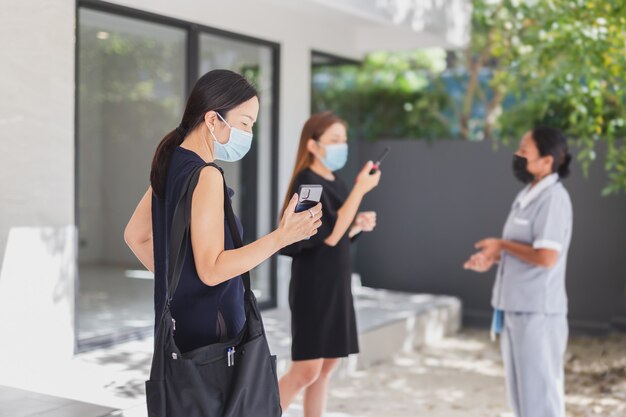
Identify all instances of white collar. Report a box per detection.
[515,173,559,209]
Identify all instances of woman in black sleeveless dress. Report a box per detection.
[278,112,381,416]
[124,70,321,369]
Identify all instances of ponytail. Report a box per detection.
[531,126,572,180]
[150,127,187,199]
[558,153,572,179]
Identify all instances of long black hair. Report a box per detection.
[150,69,258,198]
[531,126,572,179]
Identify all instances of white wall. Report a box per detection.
[0,0,76,373]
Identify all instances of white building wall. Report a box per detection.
[0,0,77,375]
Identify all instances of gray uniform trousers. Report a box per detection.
[501,312,568,417]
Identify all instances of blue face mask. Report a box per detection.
[320,143,348,171]
[210,112,253,162]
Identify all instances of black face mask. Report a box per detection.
[512,155,535,184]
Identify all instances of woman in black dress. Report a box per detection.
[278,111,380,416]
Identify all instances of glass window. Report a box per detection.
[77,8,186,346]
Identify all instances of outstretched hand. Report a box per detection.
[463,251,497,273]
[474,238,502,260]
[463,238,502,273]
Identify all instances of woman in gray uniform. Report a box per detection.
[464,126,573,417]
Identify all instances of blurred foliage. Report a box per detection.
[312,49,452,142]
[78,26,186,145]
[312,0,626,194]
[467,0,626,194]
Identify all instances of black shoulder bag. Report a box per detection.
[145,163,282,417]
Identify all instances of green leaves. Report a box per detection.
[480,0,626,195]
[312,49,450,142]
[312,0,626,194]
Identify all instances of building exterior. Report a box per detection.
[0,0,471,384]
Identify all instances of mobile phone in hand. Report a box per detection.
[295,184,323,213]
[369,146,391,175]
[295,184,323,240]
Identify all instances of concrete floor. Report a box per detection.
[2,330,624,417]
[77,263,272,346]
[2,279,624,417]
[0,386,115,417]
[315,330,626,417]
[0,288,461,417]
[77,265,154,342]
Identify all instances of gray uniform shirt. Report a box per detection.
[491,173,573,314]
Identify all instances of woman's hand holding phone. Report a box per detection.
[354,161,381,196]
[277,194,323,247]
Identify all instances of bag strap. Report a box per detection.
[165,162,252,309]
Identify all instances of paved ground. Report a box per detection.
[1,329,624,417]
[563,332,626,417]
[0,386,115,417]
[285,329,626,417]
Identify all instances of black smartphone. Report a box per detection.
[295,184,323,213]
[369,146,391,175]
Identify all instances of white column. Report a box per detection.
[275,39,312,308]
[0,0,76,379]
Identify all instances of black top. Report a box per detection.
[281,168,359,360]
[151,147,245,353]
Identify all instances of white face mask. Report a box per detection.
[209,112,253,162]
[319,143,348,171]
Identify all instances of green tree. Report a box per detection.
[314,1,626,193]
[462,0,626,194]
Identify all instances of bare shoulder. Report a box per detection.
[198,164,223,183]
[194,165,224,202]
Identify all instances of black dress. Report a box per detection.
[151,147,246,353]
[280,168,359,361]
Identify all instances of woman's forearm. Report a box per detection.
[325,189,363,246]
[198,230,283,286]
[501,240,558,268]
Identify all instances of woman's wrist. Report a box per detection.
[349,226,363,238]
[351,184,367,199]
[272,228,288,251]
